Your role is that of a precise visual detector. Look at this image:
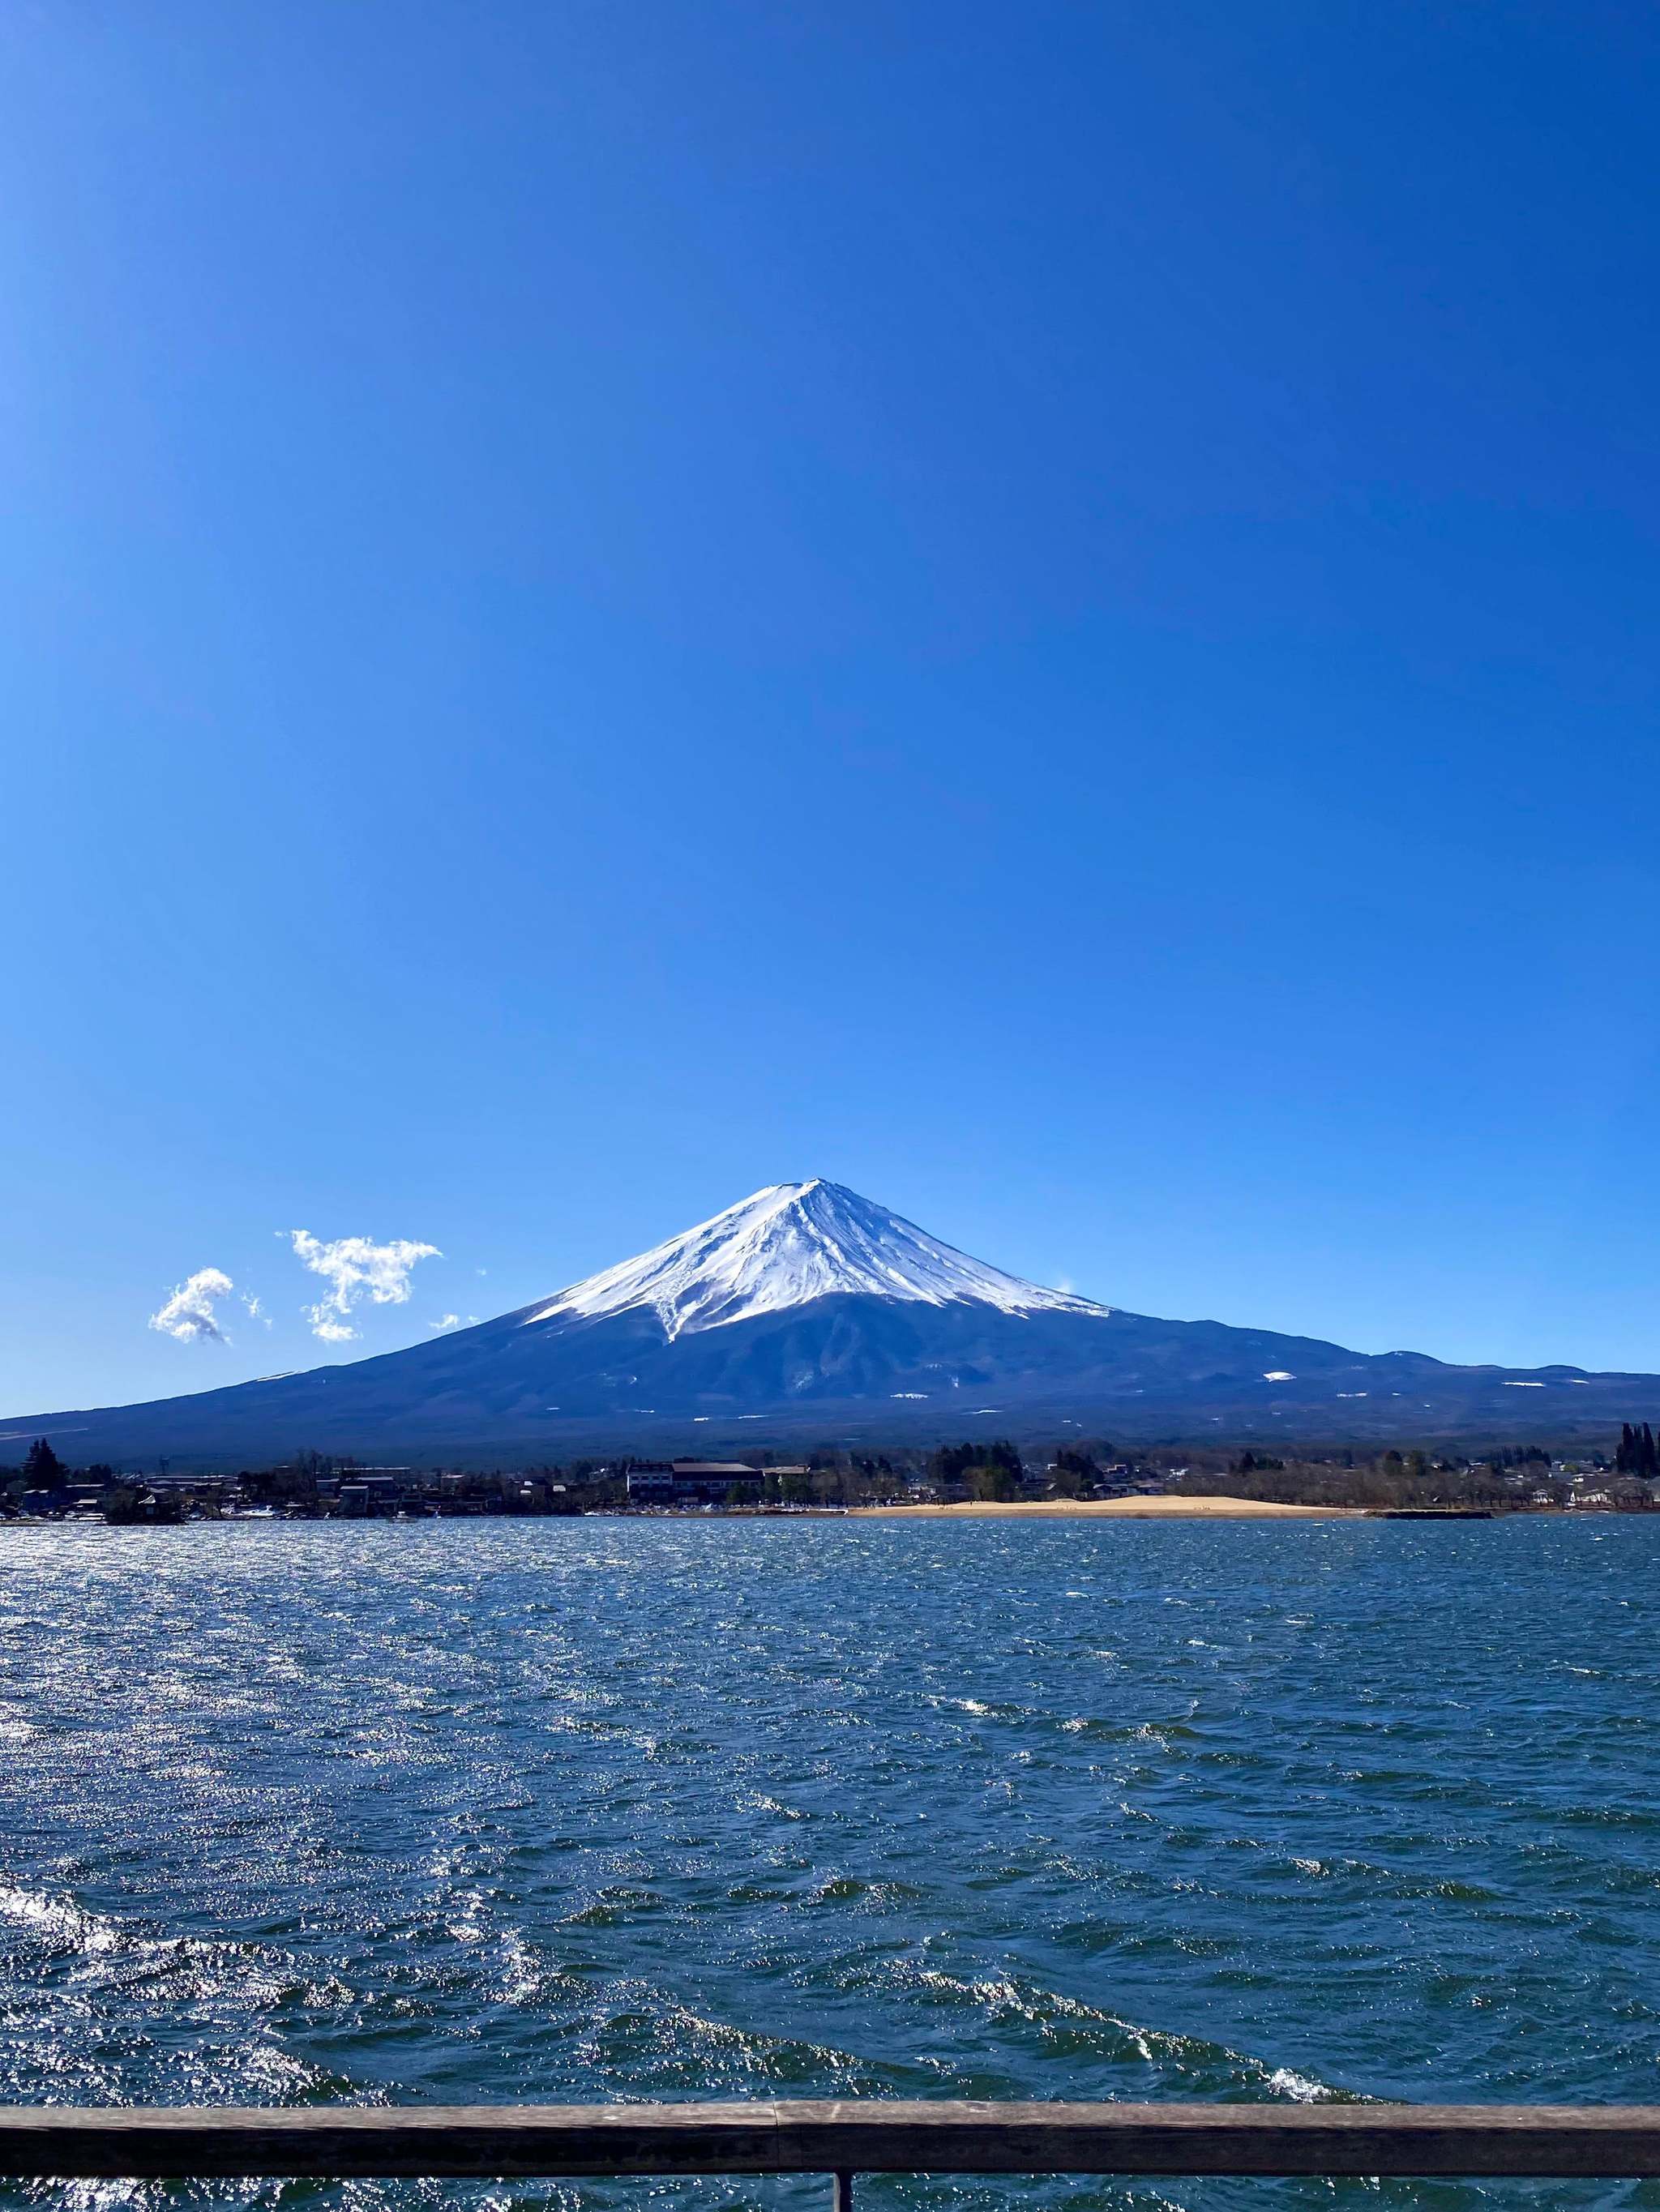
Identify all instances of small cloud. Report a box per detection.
[240,1292,273,1329]
[1263,1370,1295,1382]
[286,1230,441,1341]
[149,1268,235,1344]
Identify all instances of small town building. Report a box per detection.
[627,1461,763,1504]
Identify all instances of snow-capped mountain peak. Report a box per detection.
[523,1179,1108,1340]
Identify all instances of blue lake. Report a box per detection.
[3,1515,1658,2210]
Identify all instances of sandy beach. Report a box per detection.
[852,1495,1364,1519]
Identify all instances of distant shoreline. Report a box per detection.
[851,1495,1367,1520]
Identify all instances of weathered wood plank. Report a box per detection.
[0,2106,781,2182]
[775,2103,1660,2179]
[2,2102,1660,2180]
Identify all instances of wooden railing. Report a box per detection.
[2,2102,1660,2186]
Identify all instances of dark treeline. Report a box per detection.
[0,1443,631,1524]
[926,1439,1026,1501]
[1615,1423,1660,1478]
[2,1434,1157,1520]
[6,1429,1659,1521]
[1183,1440,1653,1512]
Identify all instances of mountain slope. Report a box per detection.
[3,1182,1649,1465]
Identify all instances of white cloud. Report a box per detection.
[149,1268,236,1344]
[287,1230,441,1342]
[1263,1370,1295,1382]
[430,1313,460,1332]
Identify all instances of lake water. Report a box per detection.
[3,1515,1659,2211]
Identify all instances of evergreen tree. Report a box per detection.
[929,1439,1025,1488]
[22,1440,65,1487]
[1612,1425,1658,1476]
[966,1463,1017,1503]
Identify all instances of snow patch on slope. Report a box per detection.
[524,1180,1109,1340]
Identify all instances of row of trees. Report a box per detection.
[922,1439,1025,1500]
[14,1428,1660,1518]
[1176,1455,1532,1510]
[1615,1424,1660,1477]
[4,1440,121,1494]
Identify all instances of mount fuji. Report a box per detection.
[5,1180,1650,1466]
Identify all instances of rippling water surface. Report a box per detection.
[3,1516,1659,2210]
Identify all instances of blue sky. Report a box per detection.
[5,0,1659,1411]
